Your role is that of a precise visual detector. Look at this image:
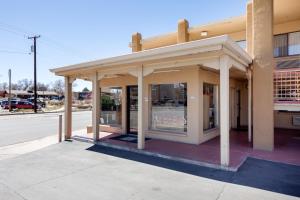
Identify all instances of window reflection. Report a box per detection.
[203,83,218,131]
[100,87,122,127]
[150,83,187,133]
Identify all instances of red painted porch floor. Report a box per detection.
[75,128,300,170]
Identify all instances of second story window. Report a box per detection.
[289,32,300,56]
[274,31,300,57]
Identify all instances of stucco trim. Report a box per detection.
[50,35,252,76]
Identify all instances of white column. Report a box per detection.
[137,66,145,149]
[64,76,72,140]
[247,70,252,142]
[220,56,230,166]
[92,72,100,142]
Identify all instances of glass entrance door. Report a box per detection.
[127,86,138,134]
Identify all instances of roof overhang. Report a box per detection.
[50,35,252,78]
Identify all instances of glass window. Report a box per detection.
[236,40,246,50]
[274,34,288,57]
[288,32,300,56]
[100,87,122,126]
[150,83,187,133]
[203,83,218,131]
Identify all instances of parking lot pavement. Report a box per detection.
[0,141,298,200]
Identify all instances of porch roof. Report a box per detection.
[50,35,252,77]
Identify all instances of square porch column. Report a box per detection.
[252,0,274,151]
[137,66,145,149]
[247,70,252,142]
[92,72,100,142]
[220,56,230,166]
[64,76,72,140]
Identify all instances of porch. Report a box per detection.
[51,35,253,168]
[73,128,300,171]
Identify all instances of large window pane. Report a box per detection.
[288,32,300,56]
[100,87,122,126]
[274,34,288,57]
[150,83,187,133]
[203,83,218,131]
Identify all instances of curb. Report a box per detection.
[0,109,92,116]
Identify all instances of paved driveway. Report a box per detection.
[0,111,91,147]
[0,141,299,200]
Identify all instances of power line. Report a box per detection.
[0,21,88,57]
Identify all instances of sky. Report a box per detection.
[0,0,248,91]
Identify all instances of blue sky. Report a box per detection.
[0,0,248,91]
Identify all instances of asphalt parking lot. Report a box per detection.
[0,141,299,200]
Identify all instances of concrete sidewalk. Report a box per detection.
[0,141,298,200]
[0,135,58,161]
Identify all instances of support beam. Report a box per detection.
[64,76,72,140]
[137,66,145,149]
[247,70,252,142]
[220,56,230,166]
[92,72,100,142]
[252,0,274,151]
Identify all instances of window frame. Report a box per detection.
[203,82,219,132]
[274,31,300,58]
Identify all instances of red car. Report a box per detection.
[16,101,35,109]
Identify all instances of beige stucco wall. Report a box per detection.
[98,66,247,145]
[274,111,300,130]
[140,17,300,52]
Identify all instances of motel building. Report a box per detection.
[51,0,300,170]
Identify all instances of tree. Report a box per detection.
[82,87,90,92]
[17,79,32,90]
[0,82,8,90]
[37,82,49,91]
[51,79,64,95]
[11,83,19,90]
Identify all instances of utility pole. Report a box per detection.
[28,35,40,113]
[8,69,12,112]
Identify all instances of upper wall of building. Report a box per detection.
[130,0,300,52]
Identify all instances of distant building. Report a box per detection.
[1,90,59,99]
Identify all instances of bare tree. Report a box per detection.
[0,82,8,90]
[17,79,33,90]
[51,79,64,95]
[37,82,49,91]
[11,83,19,90]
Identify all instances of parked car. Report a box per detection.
[3,100,41,110]
[27,98,46,108]
[0,100,6,107]
[2,100,18,109]
[16,101,34,109]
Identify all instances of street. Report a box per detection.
[0,111,91,147]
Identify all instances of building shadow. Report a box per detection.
[86,144,300,197]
